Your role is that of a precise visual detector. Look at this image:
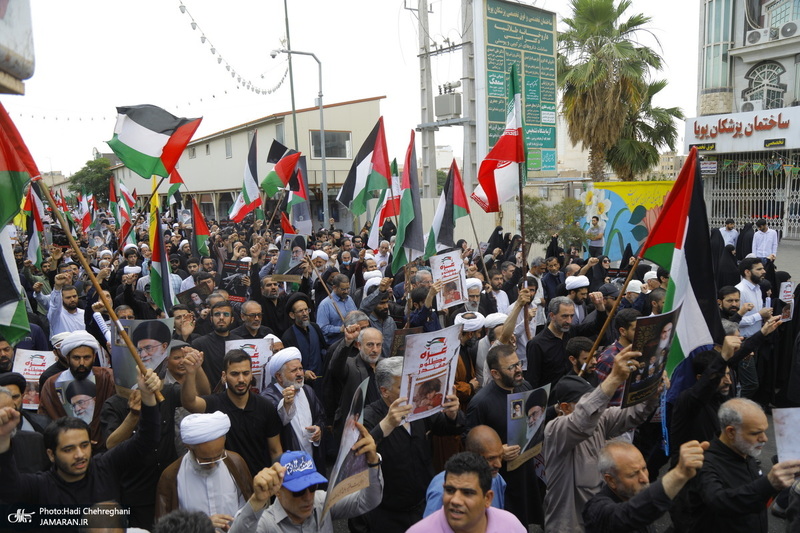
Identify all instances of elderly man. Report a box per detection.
[363,356,464,531]
[156,412,253,530]
[317,274,358,344]
[424,425,508,516]
[262,347,325,468]
[543,347,661,532]
[0,369,162,508]
[281,293,327,387]
[231,300,274,339]
[583,440,708,533]
[230,440,382,533]
[39,331,116,449]
[408,452,525,533]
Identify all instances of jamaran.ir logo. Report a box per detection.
[7,509,35,523]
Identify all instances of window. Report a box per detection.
[275,123,284,145]
[205,143,210,156]
[767,0,800,27]
[310,130,351,159]
[225,136,232,158]
[189,146,196,159]
[743,61,787,109]
[701,0,733,90]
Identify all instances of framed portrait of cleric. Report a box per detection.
[176,283,213,316]
[111,318,174,393]
[54,372,98,425]
[273,234,307,282]
[507,384,549,471]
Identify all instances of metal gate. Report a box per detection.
[703,149,800,239]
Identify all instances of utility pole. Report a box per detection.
[418,0,437,198]
[461,0,477,193]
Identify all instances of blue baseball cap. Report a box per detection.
[280,451,328,492]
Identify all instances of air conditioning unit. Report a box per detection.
[746,28,773,44]
[742,99,764,112]
[781,21,799,38]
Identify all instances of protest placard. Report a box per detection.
[111,318,174,393]
[225,338,274,393]
[506,384,549,471]
[389,327,423,357]
[176,283,212,315]
[430,250,467,310]
[779,281,794,323]
[273,234,307,282]
[54,371,98,424]
[774,408,800,461]
[220,260,251,302]
[12,349,56,410]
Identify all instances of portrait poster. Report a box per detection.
[225,338,273,394]
[779,281,794,323]
[273,233,306,282]
[54,370,98,424]
[111,318,174,393]
[176,283,212,315]
[621,307,681,408]
[506,384,550,471]
[773,408,800,461]
[399,324,461,423]
[430,250,467,310]
[389,327,423,357]
[12,349,57,410]
[322,378,370,521]
[220,260,250,303]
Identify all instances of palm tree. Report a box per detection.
[558,0,663,181]
[606,80,684,181]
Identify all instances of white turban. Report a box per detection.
[643,271,657,282]
[240,257,252,263]
[311,250,329,262]
[269,347,302,379]
[50,331,72,348]
[99,250,113,258]
[364,277,382,293]
[59,331,100,358]
[181,411,231,445]
[565,275,590,291]
[123,244,138,254]
[364,253,375,261]
[483,313,508,329]
[264,333,282,345]
[455,312,485,332]
[465,278,483,292]
[363,270,383,281]
[123,266,142,274]
[179,240,189,249]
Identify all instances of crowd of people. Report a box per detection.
[2,210,800,533]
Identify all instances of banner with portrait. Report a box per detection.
[273,234,307,282]
[430,250,467,310]
[176,282,212,315]
[111,318,175,393]
[225,338,274,393]
[54,370,98,424]
[220,260,251,303]
[399,324,461,423]
[12,349,57,410]
[779,281,794,323]
[506,383,550,470]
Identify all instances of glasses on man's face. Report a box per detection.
[212,312,232,318]
[505,361,522,372]
[243,312,263,318]
[195,450,227,466]
[137,344,163,354]
[290,484,318,497]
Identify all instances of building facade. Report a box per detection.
[687,0,800,238]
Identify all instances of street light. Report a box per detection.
[271,48,329,227]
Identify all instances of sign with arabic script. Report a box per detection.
[684,107,800,153]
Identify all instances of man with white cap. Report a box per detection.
[262,347,325,468]
[564,274,592,325]
[39,331,116,449]
[156,411,254,529]
[620,279,647,312]
[230,438,383,533]
[47,270,87,335]
[643,270,660,292]
[310,250,336,308]
[453,312,485,407]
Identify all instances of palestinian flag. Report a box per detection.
[79,189,92,232]
[262,140,300,198]
[229,130,263,222]
[337,117,391,217]
[149,182,176,314]
[23,182,45,268]
[119,182,136,209]
[368,159,402,249]
[391,130,425,271]
[280,211,295,236]
[107,104,201,179]
[472,65,525,213]
[167,169,184,207]
[191,197,210,257]
[425,159,470,259]
[638,147,724,377]
[286,156,312,235]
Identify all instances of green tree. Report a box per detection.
[436,169,447,195]
[606,80,684,181]
[522,195,586,249]
[558,0,662,181]
[68,158,113,204]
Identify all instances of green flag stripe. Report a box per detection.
[108,135,168,178]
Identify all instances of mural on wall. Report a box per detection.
[579,181,675,261]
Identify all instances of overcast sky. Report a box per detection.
[3,0,700,177]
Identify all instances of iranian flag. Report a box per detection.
[425,159,470,259]
[191,197,211,257]
[471,65,525,213]
[119,182,136,209]
[262,140,300,198]
[109,175,120,226]
[149,183,176,313]
[368,159,402,250]
[337,117,391,217]
[23,182,45,268]
[167,169,184,207]
[107,104,201,179]
[229,131,263,222]
[0,102,34,344]
[391,131,425,271]
[285,156,312,235]
[638,147,724,376]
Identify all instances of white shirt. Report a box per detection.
[47,289,86,336]
[492,290,510,314]
[735,278,763,337]
[273,382,318,456]
[176,452,244,518]
[752,228,778,258]
[719,227,739,247]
